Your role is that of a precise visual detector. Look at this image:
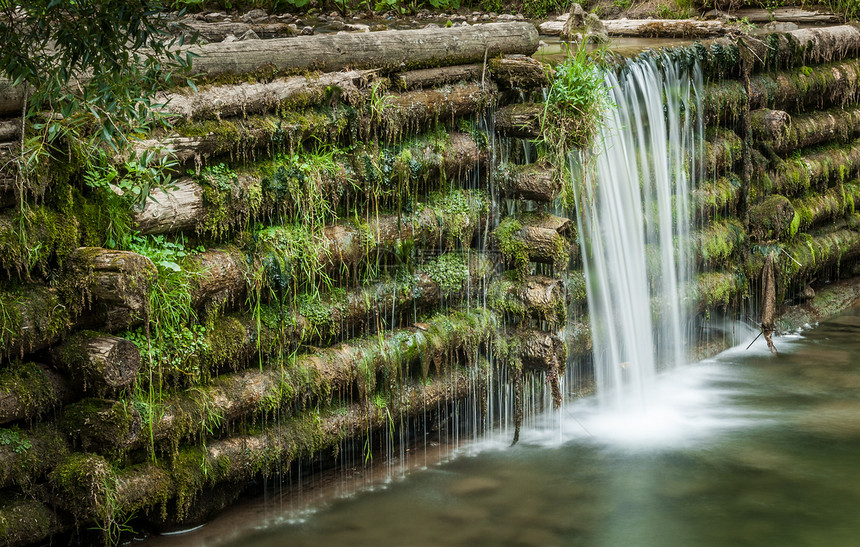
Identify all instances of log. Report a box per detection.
[50,333,141,396]
[732,7,842,25]
[759,107,860,155]
[187,23,539,77]
[0,423,69,489]
[49,371,483,528]
[488,274,567,325]
[0,285,75,358]
[493,212,574,277]
[72,308,497,456]
[187,247,247,312]
[793,182,860,231]
[0,119,19,141]
[67,248,157,331]
[737,25,860,72]
[378,82,497,138]
[0,207,80,279]
[0,495,67,547]
[494,102,541,139]
[755,138,860,198]
[61,399,143,457]
[510,329,566,407]
[704,127,743,178]
[603,18,725,38]
[177,20,296,42]
[0,362,77,424]
[703,57,860,125]
[748,195,797,242]
[497,161,560,202]
[133,132,485,236]
[695,270,747,313]
[693,174,742,220]
[750,108,791,143]
[744,228,860,283]
[159,70,367,122]
[539,18,724,37]
[394,64,483,90]
[487,55,549,89]
[694,218,747,267]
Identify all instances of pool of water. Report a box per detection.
[150,305,860,546]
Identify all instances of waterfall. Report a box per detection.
[572,54,703,411]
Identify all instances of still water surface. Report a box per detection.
[158,306,860,546]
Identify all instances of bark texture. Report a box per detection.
[0,362,77,424]
[494,102,541,139]
[50,333,141,396]
[497,162,560,202]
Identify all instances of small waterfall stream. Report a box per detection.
[572,54,703,412]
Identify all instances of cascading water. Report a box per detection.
[572,54,703,412]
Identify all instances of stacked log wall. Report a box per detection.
[3,21,860,546]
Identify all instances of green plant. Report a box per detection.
[0,428,31,454]
[541,43,611,155]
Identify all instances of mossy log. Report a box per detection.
[70,309,497,456]
[743,228,860,284]
[187,22,539,77]
[187,247,247,312]
[49,333,141,396]
[133,132,485,236]
[49,370,482,529]
[693,174,742,220]
[733,7,842,24]
[754,138,860,198]
[759,107,860,155]
[488,274,567,326]
[177,20,296,42]
[497,162,560,202]
[394,64,483,90]
[750,108,791,143]
[539,17,724,37]
[749,195,798,242]
[510,329,566,407]
[0,285,74,358]
[793,182,860,231]
[704,58,860,123]
[704,127,743,178]
[160,70,367,122]
[61,399,142,458]
[0,362,77,425]
[67,248,157,331]
[0,207,81,280]
[494,102,541,139]
[0,495,67,547]
[0,120,19,141]
[0,423,69,489]
[487,55,549,89]
[493,212,575,277]
[694,218,748,267]
[378,82,497,138]
[565,319,593,357]
[744,25,860,71]
[695,271,748,313]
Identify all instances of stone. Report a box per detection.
[562,2,586,39]
[222,33,237,43]
[203,12,227,22]
[343,23,370,32]
[300,26,314,35]
[238,29,260,41]
[328,20,345,30]
[241,8,268,23]
[498,13,516,21]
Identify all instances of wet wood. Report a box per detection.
[68,248,157,331]
[488,55,548,89]
[178,20,296,42]
[497,162,560,202]
[733,7,841,25]
[187,22,539,77]
[395,64,483,89]
[494,102,541,139]
[160,70,367,122]
[540,17,725,37]
[0,362,77,424]
[50,333,141,396]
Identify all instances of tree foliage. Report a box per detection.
[0,0,193,158]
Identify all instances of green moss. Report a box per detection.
[0,362,57,420]
[749,195,796,242]
[494,217,529,279]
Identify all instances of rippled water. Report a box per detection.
[152,305,860,546]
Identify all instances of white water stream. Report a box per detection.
[573,54,703,412]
